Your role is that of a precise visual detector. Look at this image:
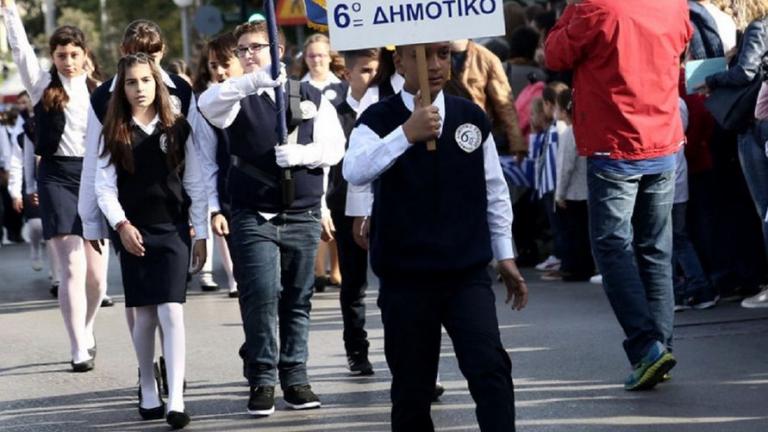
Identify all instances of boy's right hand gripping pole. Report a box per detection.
[265,0,295,205]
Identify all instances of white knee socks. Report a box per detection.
[50,235,90,363]
[133,306,161,408]
[215,235,237,292]
[157,303,186,413]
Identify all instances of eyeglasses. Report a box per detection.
[236,43,270,58]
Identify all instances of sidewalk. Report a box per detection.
[1,241,767,431]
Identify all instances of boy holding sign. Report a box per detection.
[343,42,528,431]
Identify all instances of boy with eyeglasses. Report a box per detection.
[198,21,345,416]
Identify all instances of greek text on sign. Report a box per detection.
[327,0,505,51]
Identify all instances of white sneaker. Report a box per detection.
[589,274,603,285]
[741,287,768,308]
[535,255,561,272]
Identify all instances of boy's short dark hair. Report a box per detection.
[508,26,540,61]
[542,81,568,104]
[122,20,164,55]
[342,48,380,69]
[233,21,286,47]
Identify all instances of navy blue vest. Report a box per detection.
[213,123,232,215]
[226,83,323,213]
[318,81,348,109]
[33,101,66,156]
[358,93,494,279]
[325,99,357,214]
[91,74,193,124]
[115,118,191,227]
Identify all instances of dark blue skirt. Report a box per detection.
[117,222,191,307]
[37,156,83,240]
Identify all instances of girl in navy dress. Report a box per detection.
[2,0,108,372]
[95,54,207,429]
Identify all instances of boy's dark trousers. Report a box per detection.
[559,200,594,281]
[378,269,516,432]
[331,210,369,354]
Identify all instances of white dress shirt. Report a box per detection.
[94,115,208,240]
[78,70,215,240]
[6,129,23,199]
[3,5,89,158]
[343,90,516,261]
[197,73,346,218]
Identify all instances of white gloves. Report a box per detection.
[276,143,311,168]
[251,64,288,89]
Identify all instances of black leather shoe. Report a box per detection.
[71,358,94,372]
[228,290,239,298]
[100,296,115,307]
[138,402,165,420]
[50,284,59,298]
[166,411,190,429]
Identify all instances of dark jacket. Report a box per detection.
[688,1,725,60]
[707,19,767,89]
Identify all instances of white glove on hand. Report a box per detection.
[251,64,288,89]
[275,144,308,168]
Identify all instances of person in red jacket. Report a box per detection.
[545,0,692,391]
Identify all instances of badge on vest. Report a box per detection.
[300,101,317,120]
[169,95,182,115]
[323,88,338,103]
[455,123,482,153]
[159,134,169,154]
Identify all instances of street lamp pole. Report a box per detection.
[172,0,194,63]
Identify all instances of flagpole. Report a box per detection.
[264,0,295,205]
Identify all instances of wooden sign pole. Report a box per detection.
[415,44,437,151]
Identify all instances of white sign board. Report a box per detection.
[327,0,505,51]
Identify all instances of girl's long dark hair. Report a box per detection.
[101,54,183,174]
[42,26,99,112]
[368,47,396,89]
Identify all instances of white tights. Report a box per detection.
[215,235,237,292]
[134,303,185,412]
[50,235,108,363]
[47,241,61,285]
[26,219,43,262]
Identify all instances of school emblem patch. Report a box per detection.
[455,123,482,153]
[169,95,182,115]
[159,134,168,154]
[300,100,318,120]
[323,88,338,102]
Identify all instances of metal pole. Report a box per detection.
[181,6,190,64]
[42,0,56,37]
[264,0,294,205]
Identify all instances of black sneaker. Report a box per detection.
[283,384,321,410]
[247,385,275,416]
[347,351,374,376]
[432,382,445,401]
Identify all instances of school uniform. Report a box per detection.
[3,4,94,240]
[301,73,347,108]
[343,90,517,431]
[79,70,213,242]
[198,74,345,389]
[95,116,207,307]
[7,115,40,220]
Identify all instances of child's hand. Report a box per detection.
[352,216,369,250]
[498,259,528,311]
[320,215,336,242]
[556,199,567,209]
[211,213,230,236]
[403,90,441,144]
[190,239,207,274]
[119,223,145,257]
[252,64,287,89]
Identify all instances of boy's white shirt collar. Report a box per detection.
[109,69,177,92]
[301,72,341,89]
[400,89,445,137]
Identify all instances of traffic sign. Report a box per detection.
[277,0,308,26]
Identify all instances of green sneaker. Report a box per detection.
[624,342,677,391]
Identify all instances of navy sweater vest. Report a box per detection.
[325,99,357,214]
[91,74,193,124]
[226,83,323,213]
[213,123,232,214]
[115,119,191,227]
[33,101,66,157]
[358,93,494,279]
[318,81,348,108]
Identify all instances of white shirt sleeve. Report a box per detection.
[2,4,49,104]
[187,95,221,214]
[303,96,346,169]
[345,182,374,217]
[342,124,411,186]
[198,74,260,129]
[7,136,23,199]
[183,134,209,240]
[94,138,127,229]
[483,134,515,261]
[78,105,109,240]
[0,127,10,170]
[23,136,37,195]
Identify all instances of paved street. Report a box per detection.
[1,241,767,432]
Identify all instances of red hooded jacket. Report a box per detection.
[544,0,692,160]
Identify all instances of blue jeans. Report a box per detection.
[737,122,768,257]
[229,208,322,388]
[587,163,674,365]
[672,203,715,303]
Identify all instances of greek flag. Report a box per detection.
[304,0,328,31]
[533,124,558,198]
